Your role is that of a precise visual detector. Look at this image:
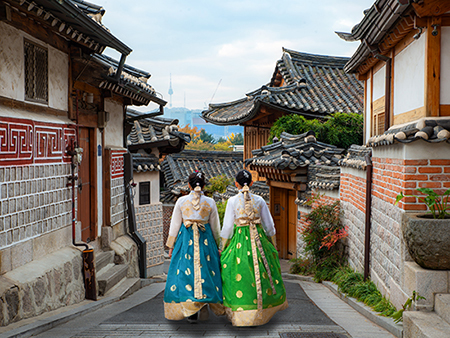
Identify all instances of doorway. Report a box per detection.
[270,187,297,259]
[77,127,96,242]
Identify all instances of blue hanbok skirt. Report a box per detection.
[164,222,223,320]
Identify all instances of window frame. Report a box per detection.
[24,39,48,104]
[139,181,151,205]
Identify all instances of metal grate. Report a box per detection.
[24,40,48,104]
[279,333,349,338]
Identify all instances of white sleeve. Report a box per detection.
[166,198,183,248]
[220,198,236,239]
[208,201,220,242]
[260,198,276,237]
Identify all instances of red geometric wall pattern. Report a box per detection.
[110,149,127,179]
[0,117,76,166]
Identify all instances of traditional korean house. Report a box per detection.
[246,131,345,259]
[125,108,190,276]
[202,48,363,259]
[0,0,165,325]
[337,0,450,334]
[202,48,363,179]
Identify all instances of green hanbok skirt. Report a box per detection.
[220,224,288,326]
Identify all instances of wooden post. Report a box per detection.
[425,17,441,117]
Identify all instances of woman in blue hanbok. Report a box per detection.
[164,172,224,321]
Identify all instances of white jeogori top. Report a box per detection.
[167,191,220,247]
[220,190,275,240]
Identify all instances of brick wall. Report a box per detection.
[373,158,450,212]
[110,176,126,227]
[340,168,367,272]
[162,204,174,250]
[0,164,71,250]
[135,203,164,268]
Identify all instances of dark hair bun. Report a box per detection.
[188,171,205,189]
[236,170,252,187]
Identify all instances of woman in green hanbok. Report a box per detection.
[220,170,288,326]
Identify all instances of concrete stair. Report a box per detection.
[403,293,450,337]
[95,250,130,297]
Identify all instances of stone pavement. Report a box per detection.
[0,260,398,338]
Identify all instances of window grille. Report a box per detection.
[139,181,151,205]
[24,40,48,103]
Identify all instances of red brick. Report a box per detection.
[404,175,428,181]
[430,175,450,181]
[430,160,450,166]
[444,168,450,173]
[404,204,427,211]
[418,182,442,189]
[403,167,417,173]
[402,181,417,188]
[404,160,429,165]
[418,167,442,174]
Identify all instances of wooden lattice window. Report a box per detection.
[139,181,151,205]
[24,40,48,104]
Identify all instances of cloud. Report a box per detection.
[100,0,375,110]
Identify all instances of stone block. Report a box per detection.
[404,310,450,338]
[403,261,448,310]
[0,248,12,274]
[11,241,33,270]
[435,293,450,325]
[32,226,71,259]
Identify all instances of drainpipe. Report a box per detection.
[115,54,127,82]
[364,153,373,281]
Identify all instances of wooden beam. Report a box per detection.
[425,17,441,117]
[412,0,450,18]
[0,95,66,116]
[266,180,297,191]
[0,2,11,21]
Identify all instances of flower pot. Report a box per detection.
[402,213,450,269]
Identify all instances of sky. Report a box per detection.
[99,0,375,112]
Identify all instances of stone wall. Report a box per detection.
[0,247,84,326]
[0,163,72,272]
[340,167,367,273]
[135,203,164,275]
[162,204,174,250]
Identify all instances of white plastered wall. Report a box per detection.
[393,34,425,116]
[0,21,68,111]
[104,98,124,147]
[441,27,450,104]
[372,65,386,101]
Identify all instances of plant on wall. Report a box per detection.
[395,187,450,219]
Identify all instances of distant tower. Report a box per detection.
[168,73,173,108]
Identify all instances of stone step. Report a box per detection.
[435,294,450,325]
[105,277,141,300]
[403,310,450,338]
[97,264,129,296]
[95,250,115,273]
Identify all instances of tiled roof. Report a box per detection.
[213,180,270,203]
[132,152,160,172]
[7,0,131,55]
[126,109,191,152]
[336,0,414,74]
[339,145,371,170]
[245,131,345,170]
[202,48,363,125]
[93,54,166,106]
[366,118,450,148]
[246,131,345,191]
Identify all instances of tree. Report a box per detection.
[229,133,243,145]
[268,113,363,149]
[199,129,216,144]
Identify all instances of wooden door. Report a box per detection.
[78,127,95,242]
[287,190,297,259]
[270,187,297,259]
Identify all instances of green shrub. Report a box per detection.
[216,200,227,227]
[268,112,363,149]
[206,174,232,194]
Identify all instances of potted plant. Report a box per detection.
[395,188,450,270]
